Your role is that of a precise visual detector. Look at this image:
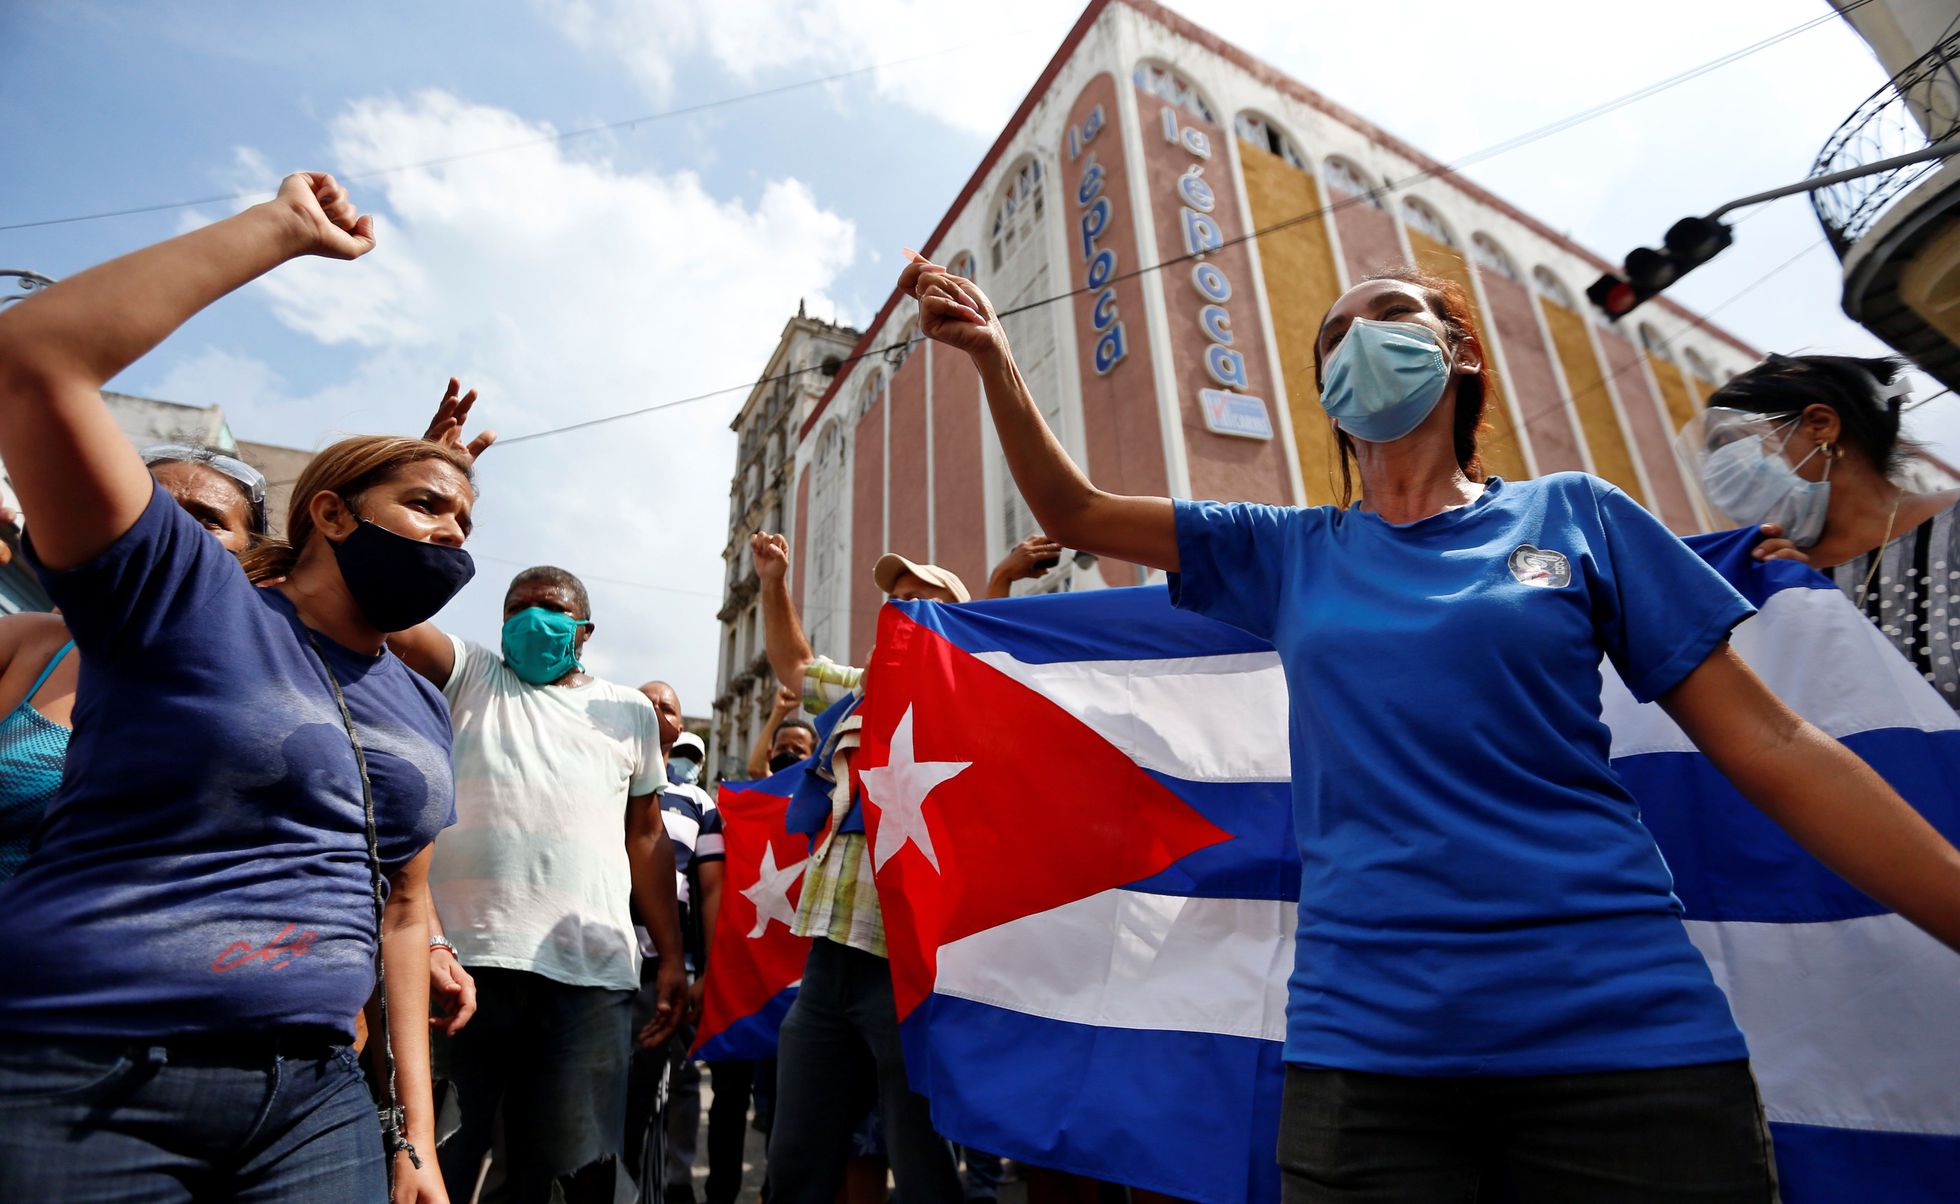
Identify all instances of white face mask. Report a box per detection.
[1699,420,1832,546]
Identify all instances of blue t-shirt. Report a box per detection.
[0,485,456,1040]
[1169,474,1754,1076]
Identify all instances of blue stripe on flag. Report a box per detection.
[1125,774,1299,902]
[892,584,1271,664]
[1626,727,1960,922]
[902,993,1283,1204]
[695,986,798,1063]
[1767,1122,1960,1204]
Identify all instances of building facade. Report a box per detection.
[709,303,860,780]
[734,0,1768,700]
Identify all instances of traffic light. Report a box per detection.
[1587,215,1733,320]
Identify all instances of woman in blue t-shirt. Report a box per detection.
[902,255,1960,1200]
[0,173,477,1203]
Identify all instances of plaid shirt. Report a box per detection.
[791,658,886,957]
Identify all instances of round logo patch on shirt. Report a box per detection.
[1508,544,1572,589]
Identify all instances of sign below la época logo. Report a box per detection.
[1200,389,1275,440]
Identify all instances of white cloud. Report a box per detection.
[172,90,857,712]
[534,0,1070,137]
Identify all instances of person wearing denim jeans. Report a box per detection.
[0,1037,382,1200]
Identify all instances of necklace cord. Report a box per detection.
[1856,488,1905,610]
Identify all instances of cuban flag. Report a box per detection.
[693,768,814,1062]
[851,526,1960,1203]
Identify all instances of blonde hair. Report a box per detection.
[239,436,475,584]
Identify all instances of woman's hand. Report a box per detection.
[268,172,376,261]
[899,252,1004,361]
[393,1152,449,1204]
[423,378,497,466]
[1751,523,1810,564]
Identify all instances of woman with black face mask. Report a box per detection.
[0,172,475,1204]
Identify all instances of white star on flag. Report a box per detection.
[741,843,807,939]
[858,704,971,873]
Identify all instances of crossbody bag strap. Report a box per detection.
[305,631,422,1181]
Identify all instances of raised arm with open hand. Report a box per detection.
[900,254,1179,572]
[422,377,497,467]
[0,171,374,571]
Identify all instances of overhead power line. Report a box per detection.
[0,24,1061,234]
[493,0,1873,449]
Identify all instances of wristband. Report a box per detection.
[429,935,457,955]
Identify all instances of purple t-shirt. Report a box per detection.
[0,485,456,1040]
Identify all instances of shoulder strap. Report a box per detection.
[24,640,75,701]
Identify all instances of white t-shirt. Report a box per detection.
[429,635,666,991]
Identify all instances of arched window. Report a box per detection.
[805,420,850,657]
[1638,322,1674,362]
[1402,197,1455,246]
[1470,232,1520,281]
[1234,111,1308,170]
[1682,349,1717,383]
[989,158,1045,274]
[947,249,975,280]
[855,369,886,421]
[984,156,1067,559]
[1134,62,1215,122]
[1323,157,1382,210]
[1531,266,1577,310]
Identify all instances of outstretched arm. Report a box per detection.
[1664,645,1960,953]
[752,532,815,689]
[0,173,374,571]
[901,256,1178,572]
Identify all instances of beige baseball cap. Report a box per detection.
[873,552,971,603]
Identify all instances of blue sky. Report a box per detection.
[2,1,1949,711]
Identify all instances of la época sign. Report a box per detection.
[1162,107,1274,442]
[1069,104,1128,376]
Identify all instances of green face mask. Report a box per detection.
[501,606,590,685]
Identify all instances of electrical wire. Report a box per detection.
[489,0,1876,449]
[0,24,1063,234]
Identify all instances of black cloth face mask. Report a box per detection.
[770,751,806,774]
[330,518,476,634]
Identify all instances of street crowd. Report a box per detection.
[0,170,1956,1204]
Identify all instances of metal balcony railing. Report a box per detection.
[1812,30,1960,257]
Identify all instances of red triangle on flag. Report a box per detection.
[856,606,1232,1017]
[693,780,814,1054]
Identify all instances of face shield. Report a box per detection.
[140,444,270,535]
[1673,408,1831,544]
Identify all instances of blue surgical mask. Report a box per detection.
[1319,318,1454,443]
[1700,421,1832,546]
[500,607,590,685]
[668,757,703,787]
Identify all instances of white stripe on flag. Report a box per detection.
[1685,914,1960,1135]
[935,888,1293,1041]
[1605,587,1960,758]
[972,649,1292,781]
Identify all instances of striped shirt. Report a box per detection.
[791,657,886,958]
[1830,498,1960,710]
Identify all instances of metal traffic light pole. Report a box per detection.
[1706,136,1960,220]
[1589,136,1960,319]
